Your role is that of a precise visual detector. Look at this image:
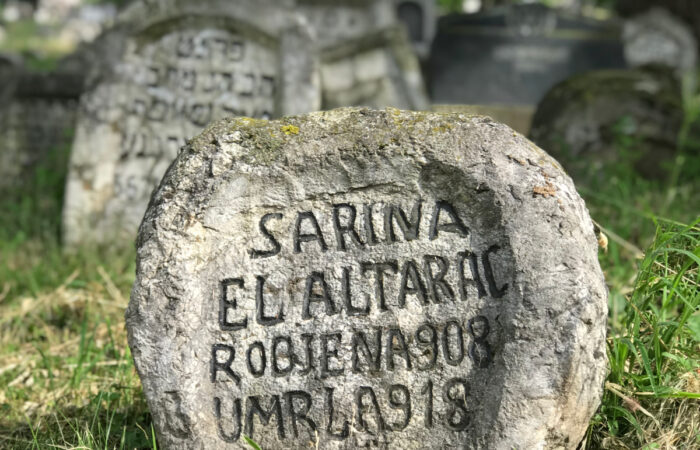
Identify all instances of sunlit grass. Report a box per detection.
[0,92,698,450]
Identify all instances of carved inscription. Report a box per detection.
[95,28,277,205]
[210,199,509,444]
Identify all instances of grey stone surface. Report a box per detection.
[295,0,395,46]
[294,1,428,111]
[320,27,429,110]
[623,8,697,74]
[62,0,321,248]
[127,108,608,449]
[432,104,534,135]
[529,66,682,181]
[0,69,82,192]
[395,0,437,59]
[428,5,626,106]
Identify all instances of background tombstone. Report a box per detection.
[395,0,437,60]
[622,8,697,76]
[62,0,321,248]
[428,4,626,107]
[296,0,429,110]
[295,0,395,46]
[127,108,608,449]
[320,26,429,110]
[0,53,21,102]
[529,66,683,181]
[617,0,700,44]
[0,66,83,193]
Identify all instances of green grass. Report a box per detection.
[0,102,698,450]
[587,221,700,449]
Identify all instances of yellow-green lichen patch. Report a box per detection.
[431,123,454,134]
[281,125,300,135]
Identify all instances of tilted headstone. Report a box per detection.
[0,53,21,101]
[62,0,321,247]
[428,4,626,106]
[320,27,429,110]
[617,0,700,44]
[623,8,697,74]
[395,0,437,59]
[127,108,608,449]
[295,0,395,46]
[0,69,83,192]
[529,66,683,181]
[295,0,429,110]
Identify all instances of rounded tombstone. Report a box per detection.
[62,0,321,248]
[623,8,697,75]
[529,66,683,181]
[126,108,608,449]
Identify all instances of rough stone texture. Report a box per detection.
[127,108,608,449]
[62,0,321,248]
[623,8,697,74]
[0,69,82,192]
[320,27,429,110]
[432,104,534,135]
[529,66,683,181]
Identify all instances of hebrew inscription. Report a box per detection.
[63,2,320,247]
[64,27,277,245]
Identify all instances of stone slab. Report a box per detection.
[428,4,626,106]
[320,27,429,110]
[0,69,82,193]
[395,0,437,59]
[296,0,395,46]
[62,0,321,247]
[623,7,697,74]
[127,108,608,449]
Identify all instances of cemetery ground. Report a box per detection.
[0,115,697,449]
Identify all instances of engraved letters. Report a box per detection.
[210,199,508,443]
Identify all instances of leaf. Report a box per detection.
[244,435,262,450]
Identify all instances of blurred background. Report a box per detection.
[0,1,698,449]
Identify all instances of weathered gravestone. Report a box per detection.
[320,27,429,110]
[617,0,700,44]
[395,0,437,59]
[0,53,21,101]
[0,69,83,192]
[295,0,395,47]
[529,66,683,180]
[62,0,321,247]
[295,0,429,110]
[428,4,626,106]
[623,8,697,75]
[127,108,608,449]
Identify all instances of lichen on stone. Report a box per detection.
[281,124,300,135]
